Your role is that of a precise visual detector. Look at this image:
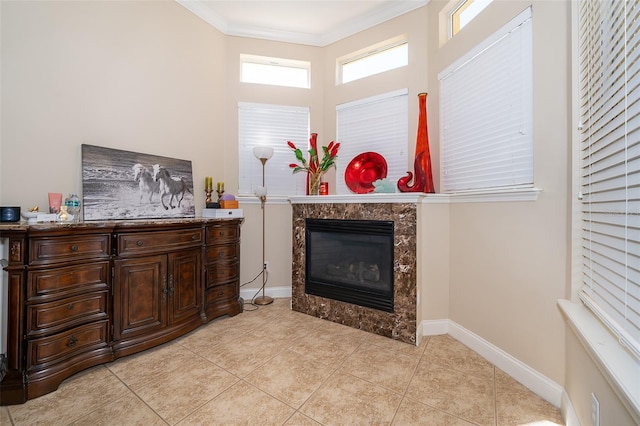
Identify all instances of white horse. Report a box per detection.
[132,164,160,204]
[152,164,192,210]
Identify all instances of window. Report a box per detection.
[336,89,408,195]
[439,7,533,193]
[578,0,640,360]
[240,54,310,89]
[451,0,493,36]
[238,102,309,197]
[338,38,408,84]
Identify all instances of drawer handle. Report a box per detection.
[136,240,144,247]
[219,231,225,237]
[67,303,75,310]
[218,252,224,258]
[67,336,78,347]
[218,290,224,296]
[71,245,78,252]
[192,235,198,240]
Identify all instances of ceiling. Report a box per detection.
[176,0,429,46]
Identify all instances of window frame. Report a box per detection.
[336,37,408,85]
[240,54,310,89]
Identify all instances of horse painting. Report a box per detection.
[152,164,192,210]
[132,163,160,204]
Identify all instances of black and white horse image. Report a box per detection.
[132,163,160,204]
[152,164,192,210]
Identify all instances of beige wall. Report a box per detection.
[0,0,226,210]
[3,1,634,419]
[427,0,571,385]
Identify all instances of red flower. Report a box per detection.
[288,133,340,176]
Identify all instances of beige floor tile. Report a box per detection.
[245,349,334,409]
[338,342,420,393]
[0,406,12,425]
[177,322,252,356]
[366,332,429,359]
[68,394,166,426]
[405,360,496,426]
[392,397,475,425]
[177,380,295,425]
[107,341,204,390]
[288,331,362,367]
[495,368,564,425]
[300,371,402,426]
[200,331,287,377]
[8,366,129,425]
[283,411,323,425]
[424,335,495,380]
[135,357,239,424]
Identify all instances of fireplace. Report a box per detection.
[291,200,418,345]
[305,219,394,312]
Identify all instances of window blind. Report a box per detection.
[439,7,533,193]
[336,89,408,195]
[578,0,640,359]
[238,102,309,197]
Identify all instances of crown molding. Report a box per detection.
[177,0,429,47]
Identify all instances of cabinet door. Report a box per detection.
[113,255,167,340]
[168,249,202,324]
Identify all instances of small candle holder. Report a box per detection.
[205,189,213,204]
[216,188,224,201]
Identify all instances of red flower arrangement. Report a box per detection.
[287,133,340,194]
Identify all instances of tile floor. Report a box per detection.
[1,298,564,425]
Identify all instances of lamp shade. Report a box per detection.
[253,146,274,160]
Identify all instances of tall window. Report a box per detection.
[336,89,408,195]
[578,0,640,359]
[238,102,309,197]
[439,7,533,193]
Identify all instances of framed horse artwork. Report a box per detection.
[81,144,195,220]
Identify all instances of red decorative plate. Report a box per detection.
[344,152,388,194]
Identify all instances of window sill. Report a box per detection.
[443,186,543,203]
[558,299,640,423]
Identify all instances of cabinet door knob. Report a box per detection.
[67,303,75,310]
[218,252,224,258]
[71,245,78,252]
[218,290,224,296]
[136,240,144,247]
[192,235,198,240]
[67,336,78,347]
[219,231,225,236]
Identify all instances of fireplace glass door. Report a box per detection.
[305,218,394,312]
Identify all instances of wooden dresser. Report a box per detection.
[0,218,243,405]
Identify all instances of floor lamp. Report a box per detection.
[253,146,274,305]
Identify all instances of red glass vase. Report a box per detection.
[398,92,435,193]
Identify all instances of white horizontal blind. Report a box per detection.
[579,0,640,359]
[238,102,309,197]
[439,7,533,192]
[336,89,408,195]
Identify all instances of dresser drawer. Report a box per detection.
[117,228,203,256]
[27,261,109,301]
[27,320,109,370]
[27,291,109,337]
[206,245,238,263]
[206,283,237,304]
[206,263,238,288]
[29,234,110,265]
[206,224,239,244]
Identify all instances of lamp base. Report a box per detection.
[253,295,274,305]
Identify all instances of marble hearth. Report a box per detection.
[290,195,420,345]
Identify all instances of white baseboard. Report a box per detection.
[240,285,292,302]
[420,319,564,409]
[562,389,580,426]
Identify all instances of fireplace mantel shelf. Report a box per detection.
[289,193,438,204]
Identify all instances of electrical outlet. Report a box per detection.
[263,261,269,271]
[591,392,600,426]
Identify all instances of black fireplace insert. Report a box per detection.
[305,218,394,312]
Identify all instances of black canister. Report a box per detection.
[0,206,21,222]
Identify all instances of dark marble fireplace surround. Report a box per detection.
[292,202,417,345]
